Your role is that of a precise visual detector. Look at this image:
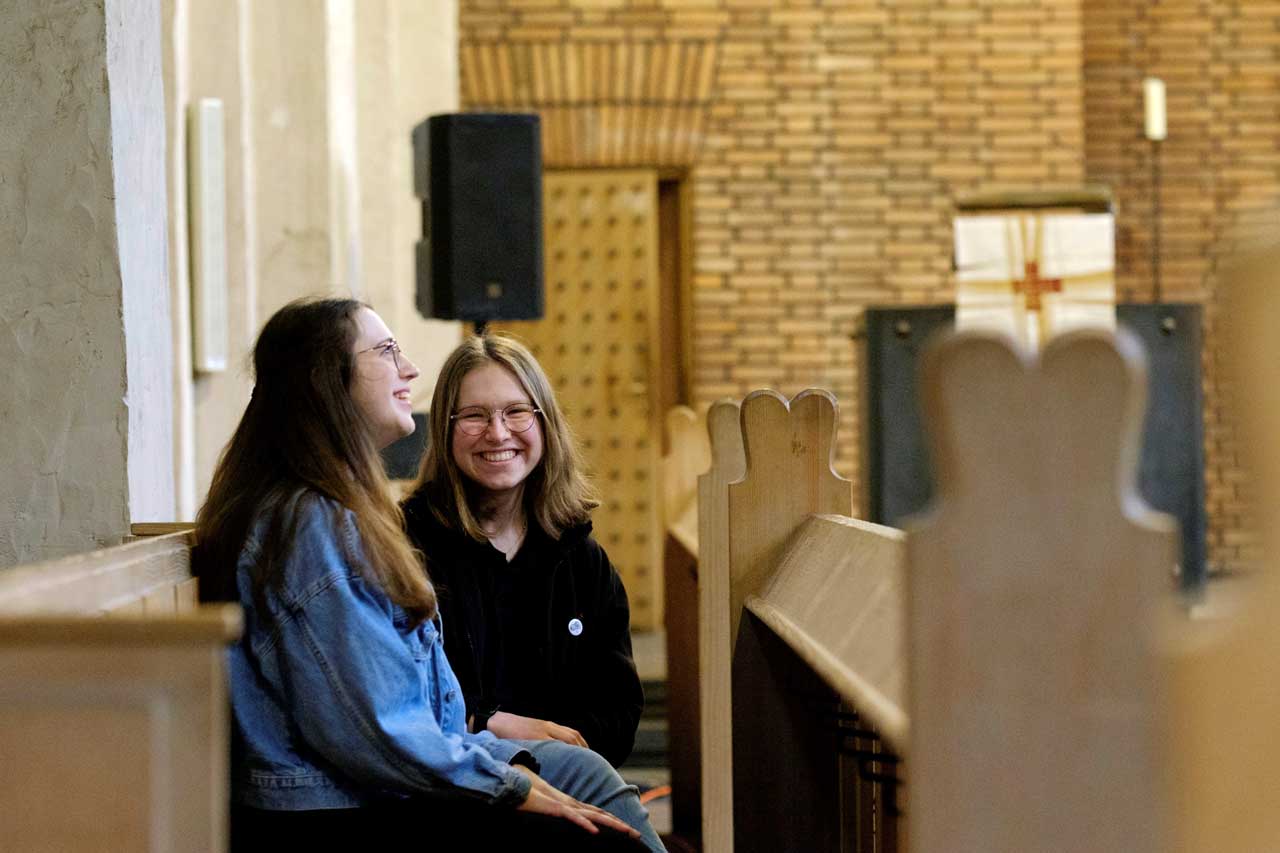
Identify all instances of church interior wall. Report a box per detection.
[460,0,1278,575]
[113,0,177,528]
[0,0,463,565]
[0,0,165,567]
[162,0,463,518]
[3,1,1273,573]
[458,0,1085,503]
[1083,0,1279,572]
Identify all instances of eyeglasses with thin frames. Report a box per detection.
[356,339,405,373]
[450,403,542,436]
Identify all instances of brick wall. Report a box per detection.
[1084,0,1280,570]
[691,0,1085,499]
[460,0,1278,568]
[461,0,1085,507]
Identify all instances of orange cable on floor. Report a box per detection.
[638,784,671,805]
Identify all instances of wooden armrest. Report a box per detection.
[0,531,195,614]
[0,603,242,645]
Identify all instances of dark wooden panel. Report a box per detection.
[1118,304,1207,589]
[864,304,1207,588]
[380,412,429,481]
[733,613,845,853]
[863,308,954,528]
[663,533,701,841]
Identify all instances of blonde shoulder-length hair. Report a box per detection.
[410,333,598,540]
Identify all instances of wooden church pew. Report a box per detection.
[659,404,712,839]
[5,293,1264,853]
[1169,241,1280,850]
[0,525,241,852]
[699,328,1185,852]
[663,405,707,560]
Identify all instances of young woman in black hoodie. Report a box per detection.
[402,334,644,769]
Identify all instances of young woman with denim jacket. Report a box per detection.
[193,298,664,851]
[401,335,644,769]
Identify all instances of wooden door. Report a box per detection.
[497,170,663,629]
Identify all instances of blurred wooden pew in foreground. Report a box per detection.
[0,524,241,852]
[692,320,1277,852]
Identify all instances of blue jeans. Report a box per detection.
[518,739,667,853]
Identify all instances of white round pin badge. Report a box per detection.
[568,618,583,636]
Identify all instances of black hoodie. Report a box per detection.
[402,497,644,767]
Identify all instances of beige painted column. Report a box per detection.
[354,0,397,321]
[358,0,463,403]
[192,0,256,507]
[0,0,173,565]
[162,0,257,514]
[246,0,336,314]
[181,0,340,507]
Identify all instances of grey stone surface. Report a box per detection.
[0,0,132,566]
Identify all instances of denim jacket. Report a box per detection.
[227,493,533,810]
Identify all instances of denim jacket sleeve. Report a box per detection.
[264,500,532,805]
[462,729,526,765]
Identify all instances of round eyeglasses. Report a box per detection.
[450,403,542,436]
[356,338,405,372]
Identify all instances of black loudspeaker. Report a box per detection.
[412,113,544,322]
[380,412,429,480]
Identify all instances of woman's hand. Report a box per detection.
[512,766,640,838]
[487,710,588,748]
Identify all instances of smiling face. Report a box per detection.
[349,307,420,450]
[450,362,545,499]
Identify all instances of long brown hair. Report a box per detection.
[193,297,435,623]
[408,333,598,540]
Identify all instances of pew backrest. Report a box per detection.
[697,399,744,853]
[0,524,240,852]
[662,405,709,555]
[907,329,1174,853]
[1169,246,1280,851]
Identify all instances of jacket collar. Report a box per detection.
[405,492,592,564]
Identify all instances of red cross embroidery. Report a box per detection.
[1013,261,1062,312]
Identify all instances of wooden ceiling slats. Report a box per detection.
[461,41,718,167]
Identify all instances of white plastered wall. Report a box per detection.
[164,0,462,516]
[109,0,177,524]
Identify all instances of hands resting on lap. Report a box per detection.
[489,713,634,838]
[512,766,639,839]
[486,710,588,749]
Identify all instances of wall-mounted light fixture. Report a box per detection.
[1143,77,1166,304]
[188,98,227,373]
